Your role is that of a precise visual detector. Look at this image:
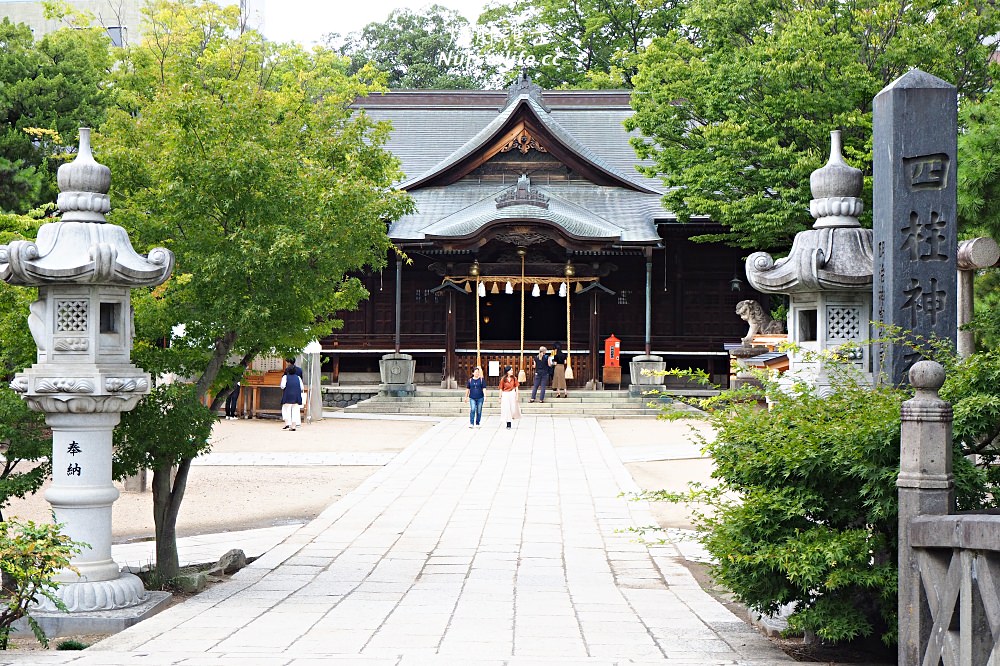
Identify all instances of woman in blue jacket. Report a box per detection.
[280,365,303,431]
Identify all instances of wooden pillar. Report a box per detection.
[330,354,340,384]
[444,290,456,388]
[644,248,653,356]
[394,256,402,353]
[589,291,600,388]
[365,274,376,337]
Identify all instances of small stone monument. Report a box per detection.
[873,69,957,385]
[379,352,416,396]
[746,130,873,391]
[0,129,173,615]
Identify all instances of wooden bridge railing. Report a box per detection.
[898,361,1000,665]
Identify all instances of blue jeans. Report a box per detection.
[531,371,549,401]
[469,397,484,425]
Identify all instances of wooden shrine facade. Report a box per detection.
[321,77,770,388]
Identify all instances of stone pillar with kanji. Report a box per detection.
[873,69,958,385]
[0,128,174,611]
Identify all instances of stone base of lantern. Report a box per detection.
[35,571,148,613]
[629,355,666,388]
[379,353,416,396]
[14,590,171,639]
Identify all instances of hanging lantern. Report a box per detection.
[505,281,513,295]
[491,282,499,294]
[531,283,540,297]
[478,281,486,297]
[546,283,555,295]
[559,282,567,297]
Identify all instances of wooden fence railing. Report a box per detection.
[898,361,1000,665]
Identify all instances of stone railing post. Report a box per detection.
[956,237,1000,358]
[897,360,954,665]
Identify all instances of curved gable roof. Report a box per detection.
[398,95,659,195]
[420,181,624,242]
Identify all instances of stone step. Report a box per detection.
[344,403,660,417]
[358,398,665,407]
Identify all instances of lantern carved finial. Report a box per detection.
[809,130,864,229]
[57,128,112,223]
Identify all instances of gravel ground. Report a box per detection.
[3,417,434,541]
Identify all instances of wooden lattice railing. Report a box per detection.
[898,362,1000,665]
[907,516,1000,665]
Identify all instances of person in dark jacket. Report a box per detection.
[551,345,568,398]
[465,366,486,428]
[530,346,553,403]
[224,378,241,419]
[280,365,303,431]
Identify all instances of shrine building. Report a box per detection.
[322,76,769,389]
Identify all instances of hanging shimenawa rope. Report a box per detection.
[566,281,571,372]
[476,277,481,369]
[518,251,526,382]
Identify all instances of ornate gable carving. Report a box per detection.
[499,127,548,155]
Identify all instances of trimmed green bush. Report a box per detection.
[640,360,992,645]
[0,519,84,649]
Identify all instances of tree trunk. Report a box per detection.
[194,330,238,402]
[151,456,193,581]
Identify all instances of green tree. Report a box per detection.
[959,87,1000,238]
[0,211,50,522]
[477,0,680,88]
[640,355,997,645]
[0,519,84,650]
[328,5,488,89]
[99,0,411,578]
[112,384,216,579]
[0,18,112,213]
[627,0,999,249]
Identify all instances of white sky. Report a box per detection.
[263,1,491,46]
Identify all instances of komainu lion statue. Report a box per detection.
[736,300,785,346]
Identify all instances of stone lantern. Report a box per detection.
[745,131,873,391]
[0,128,173,613]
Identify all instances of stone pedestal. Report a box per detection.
[629,355,665,386]
[37,411,146,611]
[628,355,665,397]
[729,345,767,390]
[379,353,416,396]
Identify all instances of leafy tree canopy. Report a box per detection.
[0,210,50,521]
[627,0,1000,249]
[98,0,412,577]
[0,17,112,213]
[477,0,680,89]
[327,4,488,89]
[958,88,1000,239]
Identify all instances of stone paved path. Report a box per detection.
[3,416,792,665]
